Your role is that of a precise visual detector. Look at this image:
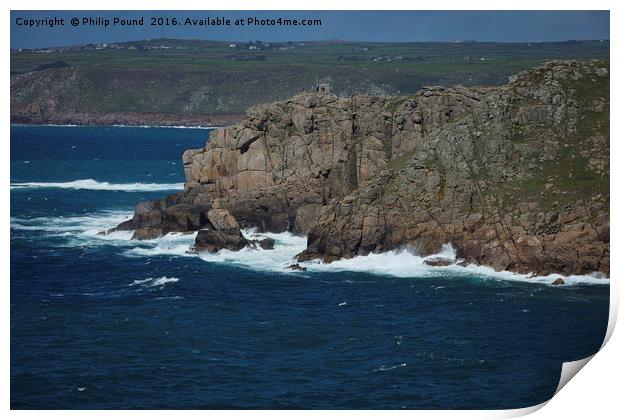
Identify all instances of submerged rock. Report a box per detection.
[423,257,455,267]
[247,236,276,250]
[288,263,307,272]
[551,278,566,286]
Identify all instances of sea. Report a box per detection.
[10,125,610,409]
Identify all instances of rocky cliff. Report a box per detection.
[114,60,609,277]
[10,67,243,127]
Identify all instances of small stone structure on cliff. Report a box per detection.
[316,83,331,94]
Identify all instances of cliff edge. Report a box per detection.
[114,60,609,276]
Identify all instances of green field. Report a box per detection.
[10,38,610,116]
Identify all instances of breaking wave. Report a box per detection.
[11,211,135,245]
[10,212,608,286]
[10,179,184,192]
[304,244,609,286]
[196,230,307,271]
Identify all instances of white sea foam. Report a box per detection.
[116,229,306,276]
[11,179,184,192]
[305,243,454,277]
[303,243,608,286]
[375,363,407,372]
[11,210,608,286]
[123,232,197,257]
[11,211,132,234]
[125,229,608,286]
[194,229,307,271]
[131,276,179,288]
[11,211,135,247]
[122,228,307,270]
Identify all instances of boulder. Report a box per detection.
[257,237,275,250]
[551,278,565,286]
[247,237,276,250]
[194,229,248,253]
[194,207,250,253]
[207,208,240,231]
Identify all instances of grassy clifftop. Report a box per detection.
[10,39,609,122]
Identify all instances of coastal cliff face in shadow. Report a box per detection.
[114,60,609,277]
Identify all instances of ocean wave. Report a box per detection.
[122,232,198,257]
[303,244,608,286]
[10,179,184,192]
[12,212,609,286]
[11,211,135,246]
[122,229,307,273]
[196,229,307,271]
[130,276,179,288]
[125,231,607,286]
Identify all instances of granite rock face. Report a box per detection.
[193,206,249,253]
[116,60,609,276]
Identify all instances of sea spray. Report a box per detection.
[11,213,608,286]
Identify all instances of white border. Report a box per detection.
[3,1,617,419]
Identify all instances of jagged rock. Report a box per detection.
[248,237,275,250]
[114,195,210,236]
[288,263,307,272]
[257,237,275,250]
[206,208,240,231]
[194,228,248,253]
[114,60,609,277]
[132,227,163,240]
[294,204,322,234]
[551,278,565,286]
[423,257,455,267]
[193,207,249,253]
[299,60,609,276]
[296,251,340,264]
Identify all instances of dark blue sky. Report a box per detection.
[11,10,610,49]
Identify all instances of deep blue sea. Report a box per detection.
[10,125,610,409]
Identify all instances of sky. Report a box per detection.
[11,10,610,49]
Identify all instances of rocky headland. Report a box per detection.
[112,60,609,277]
[11,106,242,127]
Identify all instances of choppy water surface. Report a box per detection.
[10,125,609,409]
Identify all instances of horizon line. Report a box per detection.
[11,37,611,51]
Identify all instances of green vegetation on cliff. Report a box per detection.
[11,39,609,121]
